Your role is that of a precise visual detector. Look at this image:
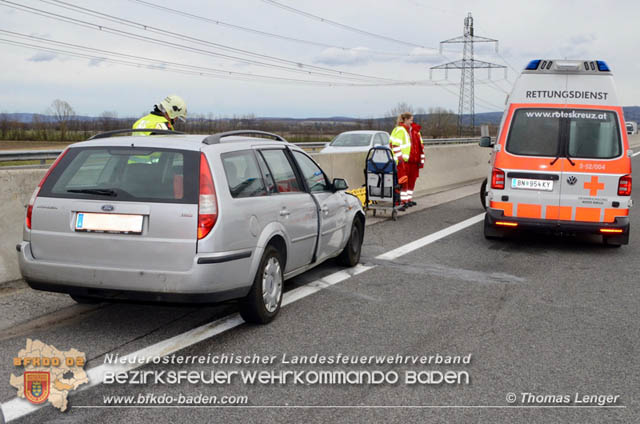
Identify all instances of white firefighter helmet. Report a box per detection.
[159,95,187,121]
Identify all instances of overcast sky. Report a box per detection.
[1,0,639,119]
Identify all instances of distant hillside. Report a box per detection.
[3,107,639,125]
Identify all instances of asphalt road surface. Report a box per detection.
[1,160,639,423]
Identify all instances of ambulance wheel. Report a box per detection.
[337,217,364,267]
[391,210,398,221]
[480,178,488,209]
[483,214,504,240]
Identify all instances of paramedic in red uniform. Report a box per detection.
[390,113,413,211]
[406,121,425,206]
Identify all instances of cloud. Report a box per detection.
[404,47,442,64]
[88,58,106,67]
[314,47,375,66]
[28,52,57,62]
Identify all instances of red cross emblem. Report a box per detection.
[584,175,604,196]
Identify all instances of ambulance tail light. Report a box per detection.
[491,168,505,189]
[618,175,632,196]
[27,148,70,229]
[198,153,218,240]
[496,221,518,228]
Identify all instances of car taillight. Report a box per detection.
[618,175,631,196]
[491,168,505,189]
[26,148,69,229]
[198,152,218,240]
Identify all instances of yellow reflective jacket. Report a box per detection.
[132,113,173,136]
[389,125,411,164]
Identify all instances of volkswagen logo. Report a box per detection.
[101,204,115,212]
[567,176,577,185]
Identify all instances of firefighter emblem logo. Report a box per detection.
[24,371,50,404]
[567,176,577,185]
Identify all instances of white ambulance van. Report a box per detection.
[480,59,632,245]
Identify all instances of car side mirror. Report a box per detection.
[479,136,493,148]
[332,178,348,191]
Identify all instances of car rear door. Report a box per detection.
[259,148,317,272]
[32,146,199,272]
[291,150,347,261]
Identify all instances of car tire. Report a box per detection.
[337,217,363,267]
[70,294,102,304]
[240,245,284,324]
[480,178,488,209]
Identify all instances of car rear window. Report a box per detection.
[39,146,199,203]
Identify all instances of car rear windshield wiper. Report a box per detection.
[67,188,118,197]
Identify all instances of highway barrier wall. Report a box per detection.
[1,133,639,284]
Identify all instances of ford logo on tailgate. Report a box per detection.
[101,204,115,212]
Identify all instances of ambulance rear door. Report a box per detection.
[557,107,629,225]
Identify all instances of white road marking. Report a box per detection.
[632,150,640,157]
[0,212,484,422]
[376,213,485,261]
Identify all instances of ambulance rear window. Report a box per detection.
[506,109,622,159]
[567,111,621,159]
[506,109,561,157]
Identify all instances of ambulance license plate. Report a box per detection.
[75,212,143,234]
[511,178,553,191]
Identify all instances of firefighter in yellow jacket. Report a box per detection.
[133,95,187,135]
[390,113,413,211]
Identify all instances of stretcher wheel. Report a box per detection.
[391,210,398,221]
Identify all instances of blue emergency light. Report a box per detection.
[525,60,541,70]
[596,60,610,72]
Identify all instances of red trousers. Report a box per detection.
[396,161,409,205]
[407,163,420,201]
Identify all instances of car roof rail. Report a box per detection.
[202,130,288,145]
[88,129,185,140]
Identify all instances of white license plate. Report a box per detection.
[511,178,553,191]
[75,212,143,234]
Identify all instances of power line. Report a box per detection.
[127,0,424,58]
[37,0,399,82]
[1,29,467,88]
[260,0,440,51]
[4,0,401,84]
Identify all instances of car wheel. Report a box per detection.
[240,245,284,324]
[70,294,102,304]
[337,217,363,267]
[480,178,488,209]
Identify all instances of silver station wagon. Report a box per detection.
[17,130,365,324]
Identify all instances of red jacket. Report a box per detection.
[409,123,425,167]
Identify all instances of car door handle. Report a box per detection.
[321,206,329,214]
[279,209,291,217]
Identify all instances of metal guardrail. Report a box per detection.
[0,138,483,168]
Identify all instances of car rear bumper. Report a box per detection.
[486,207,630,234]
[17,241,254,303]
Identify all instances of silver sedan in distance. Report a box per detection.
[319,130,390,154]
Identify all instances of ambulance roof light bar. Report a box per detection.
[524,59,611,72]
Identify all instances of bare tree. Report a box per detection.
[424,107,457,138]
[99,111,118,131]
[48,99,76,141]
[386,102,415,118]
